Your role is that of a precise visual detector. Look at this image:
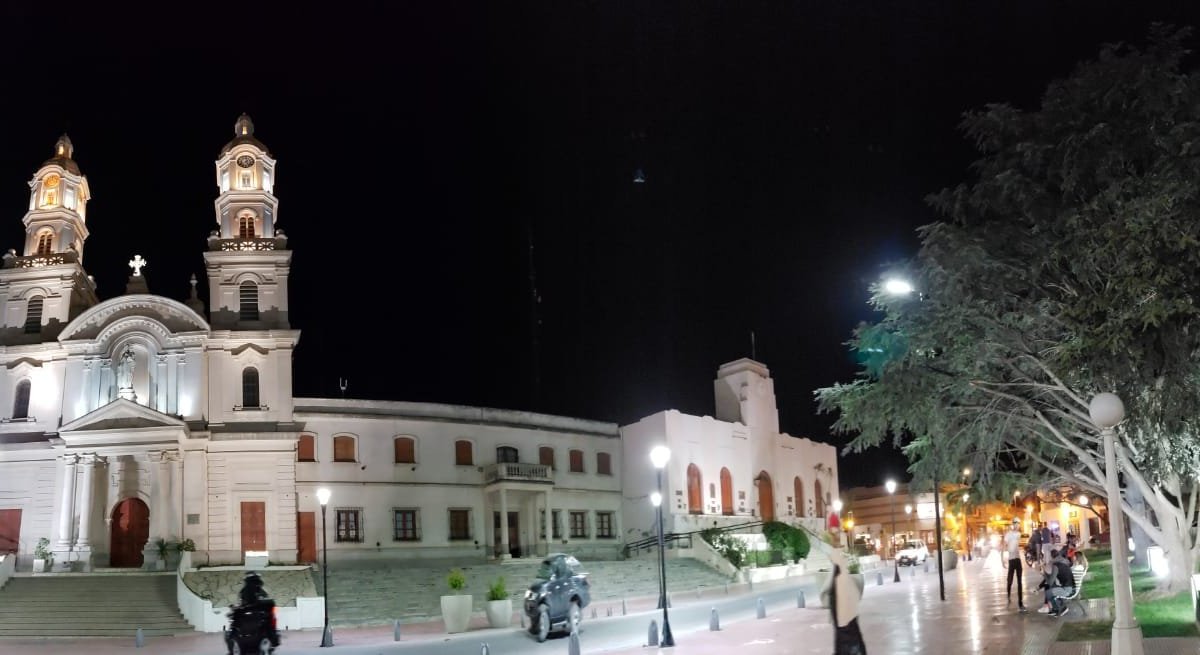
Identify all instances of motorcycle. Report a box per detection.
[225,599,280,655]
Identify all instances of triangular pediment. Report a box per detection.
[60,398,187,434]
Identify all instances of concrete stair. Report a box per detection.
[318,557,733,627]
[0,573,193,638]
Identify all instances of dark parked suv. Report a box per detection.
[524,553,591,642]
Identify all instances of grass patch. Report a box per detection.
[1056,549,1198,641]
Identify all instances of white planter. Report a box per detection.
[485,599,512,628]
[155,559,166,571]
[179,551,193,571]
[440,594,473,634]
[32,559,46,573]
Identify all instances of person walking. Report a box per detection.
[1003,521,1026,612]
[823,549,868,655]
[1037,522,1055,571]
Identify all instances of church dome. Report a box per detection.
[41,134,81,175]
[219,113,270,156]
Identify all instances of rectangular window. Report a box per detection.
[455,440,473,466]
[297,435,315,462]
[64,188,76,209]
[448,509,471,540]
[221,170,231,192]
[539,446,554,468]
[596,452,612,476]
[240,172,252,189]
[569,449,584,473]
[335,509,363,543]
[569,511,587,539]
[596,512,614,538]
[540,510,562,539]
[393,509,420,541]
[394,438,415,464]
[333,436,356,462]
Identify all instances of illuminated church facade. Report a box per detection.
[0,118,835,572]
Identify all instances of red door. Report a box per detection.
[0,509,21,553]
[297,512,317,564]
[758,471,775,522]
[110,498,149,567]
[241,502,267,553]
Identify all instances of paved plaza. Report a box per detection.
[1,554,1197,654]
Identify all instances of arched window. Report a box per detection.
[596,452,612,475]
[496,446,518,463]
[814,480,824,518]
[333,435,356,462]
[757,471,775,521]
[241,367,260,408]
[794,477,805,517]
[394,436,416,464]
[239,281,259,321]
[12,380,30,420]
[297,434,316,462]
[568,449,584,473]
[238,214,257,239]
[23,296,43,334]
[539,446,554,468]
[454,440,473,466]
[35,232,52,256]
[686,464,703,514]
[720,467,733,515]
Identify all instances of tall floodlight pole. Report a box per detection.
[316,487,333,648]
[650,445,675,647]
[886,480,899,582]
[1090,393,1144,655]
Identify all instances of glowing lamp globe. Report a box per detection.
[885,479,897,494]
[1078,495,1089,506]
[1089,393,1125,428]
[649,445,671,469]
[832,499,843,513]
[650,491,663,507]
[316,487,331,506]
[883,278,913,296]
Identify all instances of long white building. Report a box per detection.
[0,118,836,572]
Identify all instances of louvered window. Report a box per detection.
[23,296,43,334]
[12,380,30,420]
[239,282,259,321]
[241,367,260,408]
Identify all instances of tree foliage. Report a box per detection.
[816,26,1200,590]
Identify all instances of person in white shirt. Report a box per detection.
[1004,521,1027,612]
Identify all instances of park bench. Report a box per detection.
[1057,565,1089,616]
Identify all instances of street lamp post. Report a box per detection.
[885,480,899,582]
[316,487,333,648]
[650,445,675,647]
[1090,393,1144,655]
[962,468,973,561]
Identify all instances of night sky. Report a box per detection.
[0,3,1197,486]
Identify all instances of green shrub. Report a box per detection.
[176,538,196,552]
[847,557,862,574]
[34,538,52,563]
[701,531,748,569]
[761,522,811,560]
[447,568,467,593]
[486,576,507,601]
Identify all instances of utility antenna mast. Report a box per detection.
[338,377,348,399]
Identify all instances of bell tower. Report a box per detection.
[0,135,98,343]
[203,114,291,329]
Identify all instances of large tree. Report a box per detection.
[816,26,1200,592]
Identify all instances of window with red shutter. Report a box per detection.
[297,434,316,462]
[539,446,554,467]
[455,440,473,466]
[394,437,415,464]
[596,452,612,475]
[333,435,356,462]
[569,449,584,473]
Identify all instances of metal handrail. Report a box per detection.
[624,519,768,556]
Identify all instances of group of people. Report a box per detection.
[1003,520,1086,617]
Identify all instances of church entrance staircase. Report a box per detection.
[0,572,193,637]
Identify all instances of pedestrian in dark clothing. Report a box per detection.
[1036,550,1075,616]
[823,550,868,655]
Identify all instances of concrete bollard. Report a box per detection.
[521,612,527,628]
[607,606,612,617]
[648,620,659,647]
[910,565,915,579]
[749,577,755,592]
[480,643,490,655]
[568,629,582,655]
[924,559,930,574]
[797,590,806,608]
[876,571,884,586]
[622,598,627,616]
[725,582,730,595]
[710,607,720,631]
[135,627,144,648]
[756,597,766,619]
[591,607,597,619]
[394,619,401,641]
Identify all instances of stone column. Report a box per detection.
[54,454,78,569]
[544,488,553,551]
[142,452,169,569]
[155,354,168,412]
[498,487,510,559]
[75,454,100,570]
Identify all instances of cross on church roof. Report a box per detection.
[128,254,147,277]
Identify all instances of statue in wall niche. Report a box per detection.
[116,348,137,401]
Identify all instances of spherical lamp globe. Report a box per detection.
[649,445,671,469]
[1089,393,1125,428]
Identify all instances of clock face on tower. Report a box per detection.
[236,155,255,168]
[44,174,60,188]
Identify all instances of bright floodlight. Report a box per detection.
[649,445,671,469]
[650,491,662,507]
[963,493,969,503]
[832,499,843,513]
[905,504,913,515]
[963,467,971,477]
[885,479,897,494]
[1078,495,1089,506]
[316,487,331,506]
[883,278,914,296]
[1089,392,1125,429]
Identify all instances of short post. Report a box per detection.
[568,629,582,655]
[591,607,597,619]
[924,559,930,573]
[135,627,144,648]
[394,619,401,641]
[648,620,659,647]
[480,643,490,655]
[710,607,720,631]
[622,598,627,616]
[521,612,527,628]
[696,585,701,598]
[876,571,884,586]
[797,590,806,608]
[756,597,766,619]
[607,606,613,617]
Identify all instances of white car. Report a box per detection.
[896,540,929,566]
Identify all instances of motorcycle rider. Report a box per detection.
[227,572,280,653]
